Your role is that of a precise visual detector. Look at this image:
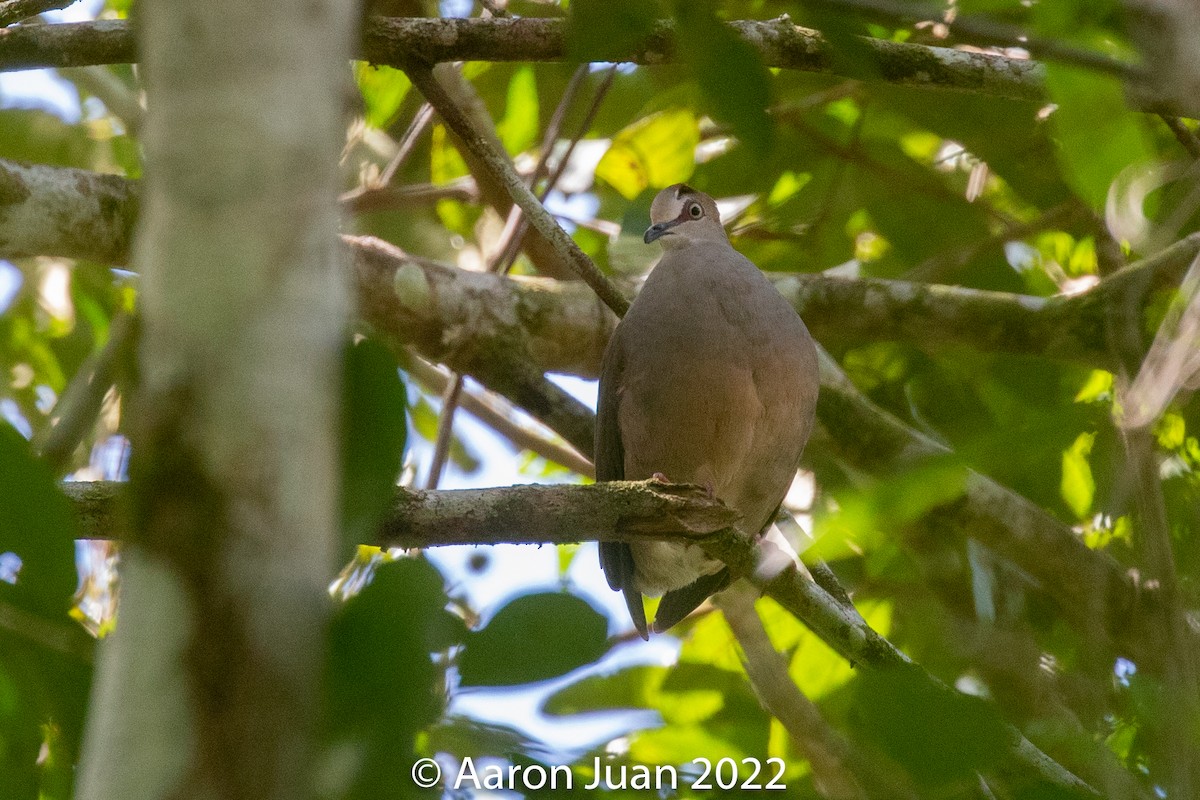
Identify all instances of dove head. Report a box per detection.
[644,184,725,249]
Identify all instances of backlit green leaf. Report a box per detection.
[458,593,609,686]
[596,109,698,200]
[0,424,77,618]
[341,338,406,557]
[1045,64,1153,210]
[497,66,539,155]
[355,63,411,130]
[1061,431,1095,519]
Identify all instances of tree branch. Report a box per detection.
[404,60,631,317]
[54,476,1109,796]
[813,347,1160,668]
[0,159,137,264]
[352,235,600,456]
[0,0,74,26]
[805,0,1143,82]
[382,16,1053,105]
[64,478,741,546]
[34,312,135,474]
[717,585,915,800]
[0,598,94,662]
[6,159,1198,377]
[3,158,1184,667]
[399,351,593,477]
[0,17,1047,102]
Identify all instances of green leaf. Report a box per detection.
[632,723,752,765]
[1074,370,1113,404]
[341,338,406,556]
[325,557,463,799]
[430,124,470,186]
[567,0,658,61]
[0,640,92,800]
[0,109,95,169]
[543,665,666,715]
[595,109,698,200]
[458,592,609,686]
[430,125,478,237]
[1044,64,1154,210]
[813,456,967,562]
[671,0,773,155]
[0,423,77,618]
[497,66,539,155]
[1060,431,1095,519]
[354,63,411,130]
[852,666,1008,786]
[327,558,465,733]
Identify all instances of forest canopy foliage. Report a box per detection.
[1,0,1199,798]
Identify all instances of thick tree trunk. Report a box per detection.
[74,2,357,798]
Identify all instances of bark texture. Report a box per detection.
[74,2,357,798]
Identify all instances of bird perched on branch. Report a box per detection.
[596,183,820,638]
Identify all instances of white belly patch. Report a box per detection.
[630,540,724,596]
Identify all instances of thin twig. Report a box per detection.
[905,201,1083,284]
[424,64,591,488]
[405,60,630,316]
[0,599,94,662]
[537,65,616,205]
[60,65,145,133]
[401,350,592,476]
[778,109,1018,231]
[424,372,465,489]
[34,312,135,474]
[341,176,479,213]
[718,584,916,800]
[0,0,73,26]
[528,64,587,191]
[380,102,434,187]
[494,64,612,275]
[1161,115,1200,160]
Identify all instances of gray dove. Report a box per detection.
[596,183,820,638]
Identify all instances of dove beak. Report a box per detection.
[644,219,680,244]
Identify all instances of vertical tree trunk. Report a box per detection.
[75,3,357,798]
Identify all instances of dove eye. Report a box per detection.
[687,203,703,219]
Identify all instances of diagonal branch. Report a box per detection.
[400,351,592,476]
[404,60,630,317]
[717,585,916,800]
[813,347,1159,668]
[352,235,600,456]
[423,62,593,489]
[34,312,135,474]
